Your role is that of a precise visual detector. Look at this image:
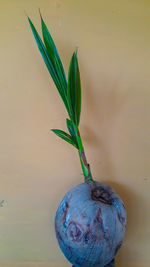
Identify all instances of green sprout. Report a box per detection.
[28,12,93,183]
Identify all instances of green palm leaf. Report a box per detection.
[51,129,78,148]
[66,119,78,149]
[67,50,81,126]
[28,16,69,113]
[40,13,68,110]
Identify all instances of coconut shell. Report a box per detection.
[55,181,126,267]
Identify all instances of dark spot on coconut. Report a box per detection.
[115,241,122,255]
[117,213,126,226]
[91,186,113,205]
[68,221,83,242]
[94,208,107,237]
[111,200,126,227]
[94,209,112,249]
[84,223,91,244]
[94,208,102,224]
[84,236,88,244]
[61,201,69,227]
[81,213,87,219]
[104,228,110,239]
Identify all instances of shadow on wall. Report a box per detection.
[102,181,147,266]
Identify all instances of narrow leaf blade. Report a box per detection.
[51,129,77,148]
[66,119,78,149]
[28,16,69,112]
[74,50,81,125]
[67,53,76,123]
[67,51,81,126]
[40,13,68,109]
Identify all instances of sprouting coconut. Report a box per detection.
[28,12,126,267]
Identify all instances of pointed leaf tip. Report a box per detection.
[75,47,78,56]
[38,8,42,18]
[40,15,69,114]
[28,15,69,114]
[51,129,78,148]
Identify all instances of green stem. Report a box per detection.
[73,124,93,183]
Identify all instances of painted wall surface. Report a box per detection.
[0,0,150,266]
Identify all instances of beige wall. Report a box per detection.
[0,0,150,266]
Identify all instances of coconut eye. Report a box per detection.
[91,187,113,205]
